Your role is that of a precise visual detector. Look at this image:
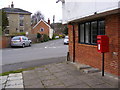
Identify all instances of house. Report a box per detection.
[60,0,120,76]
[32,19,53,39]
[2,2,32,36]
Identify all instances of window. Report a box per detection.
[40,28,44,32]
[19,14,24,26]
[5,30,9,34]
[91,21,97,44]
[19,15,24,19]
[80,24,84,43]
[79,20,105,45]
[20,30,23,32]
[98,20,105,35]
[85,22,90,43]
[20,19,24,26]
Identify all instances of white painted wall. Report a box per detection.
[49,28,54,39]
[62,0,120,24]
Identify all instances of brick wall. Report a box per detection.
[32,21,49,36]
[68,14,120,76]
[0,36,11,48]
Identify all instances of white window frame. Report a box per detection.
[40,28,44,32]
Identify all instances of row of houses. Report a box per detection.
[1,2,54,48]
[58,0,120,76]
[1,2,53,42]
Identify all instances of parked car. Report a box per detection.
[64,36,69,45]
[11,36,32,48]
[55,36,60,39]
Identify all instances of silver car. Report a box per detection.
[11,36,32,48]
[64,36,69,45]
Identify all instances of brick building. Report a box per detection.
[60,0,120,76]
[1,2,32,35]
[32,19,53,39]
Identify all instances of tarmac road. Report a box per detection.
[1,39,68,72]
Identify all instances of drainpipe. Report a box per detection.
[72,24,75,62]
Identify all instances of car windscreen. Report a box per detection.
[12,37,20,40]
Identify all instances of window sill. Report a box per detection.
[78,43,97,48]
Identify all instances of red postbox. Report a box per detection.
[97,35,109,53]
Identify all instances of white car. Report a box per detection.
[11,36,32,48]
[55,36,60,39]
[64,36,69,45]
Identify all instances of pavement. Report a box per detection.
[0,61,119,89]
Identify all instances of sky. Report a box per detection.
[0,0,62,23]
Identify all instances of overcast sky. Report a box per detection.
[0,0,62,23]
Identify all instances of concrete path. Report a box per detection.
[1,62,119,89]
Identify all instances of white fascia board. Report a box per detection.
[33,19,50,29]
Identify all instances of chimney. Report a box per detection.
[11,2,14,8]
[48,18,50,25]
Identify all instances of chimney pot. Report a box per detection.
[11,2,14,8]
[48,18,50,25]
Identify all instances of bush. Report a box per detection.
[9,32,26,37]
[37,33,41,38]
[43,34,49,42]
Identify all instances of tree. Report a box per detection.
[63,25,68,35]
[2,10,9,31]
[31,11,44,25]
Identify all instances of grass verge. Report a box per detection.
[0,67,35,76]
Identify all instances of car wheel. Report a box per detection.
[29,43,31,46]
[22,44,25,48]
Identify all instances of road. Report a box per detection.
[2,39,68,72]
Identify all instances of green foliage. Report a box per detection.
[43,34,49,42]
[52,33,58,39]
[8,32,26,37]
[0,67,35,76]
[59,34,65,38]
[37,33,41,38]
[63,26,68,35]
[2,10,9,31]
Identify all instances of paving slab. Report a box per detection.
[9,73,22,77]
[62,78,84,87]
[1,76,8,84]
[83,77,106,86]
[5,79,23,87]
[91,83,114,88]
[39,75,57,81]
[1,83,5,89]
[37,70,52,77]
[42,79,63,87]
[46,84,66,88]
[5,84,24,88]
[1,61,119,89]
[53,71,69,77]
[24,78,42,86]
[25,84,44,88]
[58,75,75,81]
[7,76,22,81]
[48,67,64,73]
[23,70,39,81]
[67,83,91,88]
